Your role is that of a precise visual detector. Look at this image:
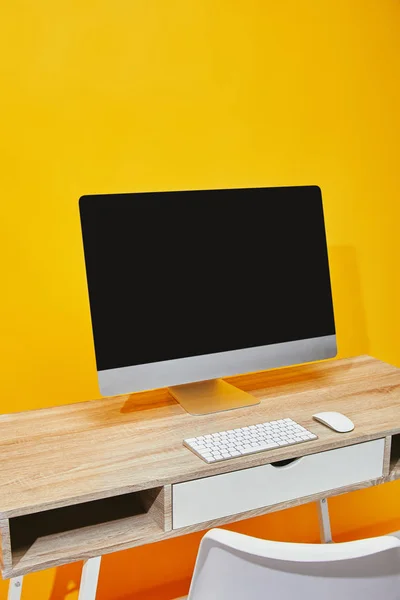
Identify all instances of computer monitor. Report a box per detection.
[79,185,336,415]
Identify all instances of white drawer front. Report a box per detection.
[173,439,384,529]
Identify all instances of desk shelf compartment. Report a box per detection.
[3,486,171,578]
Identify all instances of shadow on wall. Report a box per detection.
[48,563,191,600]
[328,246,369,357]
[48,561,82,600]
[47,553,193,600]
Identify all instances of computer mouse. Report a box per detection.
[312,411,354,433]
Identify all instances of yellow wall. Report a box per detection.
[1,0,400,598]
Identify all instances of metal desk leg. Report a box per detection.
[8,577,23,600]
[317,498,333,543]
[78,557,102,600]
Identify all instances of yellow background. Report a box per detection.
[1,0,400,598]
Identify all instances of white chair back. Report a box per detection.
[187,528,400,600]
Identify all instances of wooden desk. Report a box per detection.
[2,355,400,599]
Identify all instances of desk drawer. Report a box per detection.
[172,439,384,529]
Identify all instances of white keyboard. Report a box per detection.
[184,418,318,463]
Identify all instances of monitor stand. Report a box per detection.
[168,379,260,415]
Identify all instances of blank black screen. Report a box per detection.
[79,186,335,372]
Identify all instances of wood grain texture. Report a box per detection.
[383,436,392,476]
[1,355,400,519]
[7,511,162,578]
[6,491,163,578]
[164,485,172,532]
[141,487,167,531]
[0,519,12,573]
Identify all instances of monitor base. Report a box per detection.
[168,378,260,415]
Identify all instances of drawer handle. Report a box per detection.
[270,457,303,468]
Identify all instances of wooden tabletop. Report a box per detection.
[1,354,400,518]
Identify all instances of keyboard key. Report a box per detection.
[240,447,257,455]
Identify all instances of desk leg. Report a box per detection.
[317,498,333,543]
[78,557,102,600]
[8,577,23,600]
